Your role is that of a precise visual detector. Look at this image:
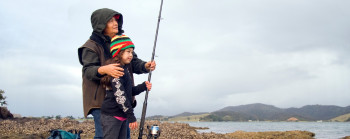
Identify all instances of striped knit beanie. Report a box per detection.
[110,34,135,58]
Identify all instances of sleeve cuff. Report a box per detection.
[132,100,137,108]
[128,115,137,123]
[96,70,104,78]
[141,62,149,73]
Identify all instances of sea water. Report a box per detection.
[184,121,350,139]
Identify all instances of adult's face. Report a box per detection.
[104,17,118,38]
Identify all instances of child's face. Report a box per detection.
[121,48,134,64]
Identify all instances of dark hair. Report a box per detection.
[100,50,126,89]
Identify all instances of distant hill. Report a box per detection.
[146,103,350,122]
[330,113,350,122]
[201,103,350,121]
[285,105,350,120]
[168,113,209,122]
[214,103,293,121]
[172,112,207,117]
[146,112,208,121]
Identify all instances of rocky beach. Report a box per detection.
[0,118,331,139]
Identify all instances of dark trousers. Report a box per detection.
[101,113,127,139]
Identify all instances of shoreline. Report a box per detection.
[0,118,348,139]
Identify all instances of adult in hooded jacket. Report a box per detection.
[78,8,155,139]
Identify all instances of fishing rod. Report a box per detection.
[138,0,164,138]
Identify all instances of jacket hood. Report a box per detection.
[91,8,124,35]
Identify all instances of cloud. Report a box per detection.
[0,0,349,118]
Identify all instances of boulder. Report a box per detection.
[0,107,14,119]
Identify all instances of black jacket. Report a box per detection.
[101,66,147,123]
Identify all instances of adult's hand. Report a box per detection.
[145,61,156,71]
[129,121,138,130]
[98,63,124,78]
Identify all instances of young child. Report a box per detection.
[100,34,152,139]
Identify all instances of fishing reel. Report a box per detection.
[146,124,161,139]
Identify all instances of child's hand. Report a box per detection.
[145,81,152,91]
[129,121,138,130]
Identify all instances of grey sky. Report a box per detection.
[0,0,349,118]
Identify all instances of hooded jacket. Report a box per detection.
[78,8,148,118]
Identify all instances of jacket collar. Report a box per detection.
[90,32,112,59]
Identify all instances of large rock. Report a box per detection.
[0,107,14,119]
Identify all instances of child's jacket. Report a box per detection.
[101,65,147,123]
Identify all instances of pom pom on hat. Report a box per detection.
[110,35,135,58]
[114,15,120,20]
